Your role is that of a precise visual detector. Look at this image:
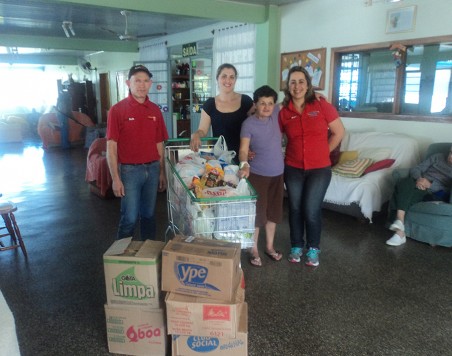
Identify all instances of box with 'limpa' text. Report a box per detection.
[161,235,241,302]
[103,238,166,308]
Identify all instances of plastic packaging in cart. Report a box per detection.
[214,202,255,248]
[166,140,257,248]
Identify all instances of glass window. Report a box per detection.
[331,36,452,122]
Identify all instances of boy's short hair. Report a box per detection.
[253,85,278,103]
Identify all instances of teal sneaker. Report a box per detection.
[288,247,302,263]
[305,248,320,267]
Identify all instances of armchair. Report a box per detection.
[85,138,114,198]
[391,143,452,247]
[38,111,94,148]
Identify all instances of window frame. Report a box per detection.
[329,35,452,124]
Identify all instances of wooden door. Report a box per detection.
[99,73,111,123]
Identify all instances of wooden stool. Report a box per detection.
[0,200,27,257]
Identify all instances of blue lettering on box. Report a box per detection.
[187,336,219,352]
[175,263,220,291]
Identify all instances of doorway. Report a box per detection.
[99,72,111,123]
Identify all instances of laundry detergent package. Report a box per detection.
[104,304,167,356]
[103,238,166,308]
[171,303,248,356]
[161,235,241,302]
[165,279,245,339]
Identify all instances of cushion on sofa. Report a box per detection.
[363,159,395,175]
[338,151,359,164]
[332,158,374,178]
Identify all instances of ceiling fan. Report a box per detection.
[101,10,167,41]
[78,57,96,75]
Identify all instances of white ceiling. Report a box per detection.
[0,0,304,64]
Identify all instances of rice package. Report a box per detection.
[201,164,224,188]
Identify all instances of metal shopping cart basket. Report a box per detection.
[165,138,257,249]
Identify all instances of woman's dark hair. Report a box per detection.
[216,63,238,80]
[282,66,316,107]
[253,85,278,103]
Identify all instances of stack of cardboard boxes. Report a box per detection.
[103,238,168,356]
[102,235,248,355]
[162,235,248,356]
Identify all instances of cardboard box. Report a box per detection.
[162,235,241,301]
[171,303,248,356]
[105,305,167,356]
[104,238,166,308]
[165,276,245,339]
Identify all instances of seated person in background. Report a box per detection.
[387,145,452,246]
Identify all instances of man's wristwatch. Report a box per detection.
[239,161,250,169]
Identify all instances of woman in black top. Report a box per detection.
[190,63,254,158]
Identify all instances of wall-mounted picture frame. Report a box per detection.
[386,5,417,34]
[280,48,326,90]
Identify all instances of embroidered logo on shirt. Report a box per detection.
[308,111,319,117]
[128,117,135,121]
[148,116,156,121]
[290,115,297,120]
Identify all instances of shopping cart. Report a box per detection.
[165,138,257,249]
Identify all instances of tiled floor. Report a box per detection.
[0,141,451,356]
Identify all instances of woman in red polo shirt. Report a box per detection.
[279,66,345,267]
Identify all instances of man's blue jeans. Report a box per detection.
[118,161,160,240]
[284,165,332,250]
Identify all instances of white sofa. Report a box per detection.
[323,131,420,222]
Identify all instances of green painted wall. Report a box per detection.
[255,6,280,92]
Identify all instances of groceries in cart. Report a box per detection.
[175,152,244,199]
[165,137,257,248]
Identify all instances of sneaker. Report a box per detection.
[389,219,405,232]
[305,248,320,267]
[288,247,302,263]
[386,233,406,246]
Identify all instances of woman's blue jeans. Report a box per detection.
[118,161,160,240]
[284,165,332,249]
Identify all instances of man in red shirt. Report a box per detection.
[107,64,169,240]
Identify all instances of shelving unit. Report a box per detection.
[172,75,190,115]
[57,79,97,123]
[172,74,191,138]
[170,57,212,138]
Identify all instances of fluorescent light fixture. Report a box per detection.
[68,22,75,36]
[62,21,75,37]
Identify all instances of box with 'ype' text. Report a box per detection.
[171,303,248,356]
[103,238,166,308]
[162,235,241,302]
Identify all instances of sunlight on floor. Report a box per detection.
[0,146,46,200]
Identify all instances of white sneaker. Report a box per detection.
[389,219,404,232]
[386,233,406,246]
